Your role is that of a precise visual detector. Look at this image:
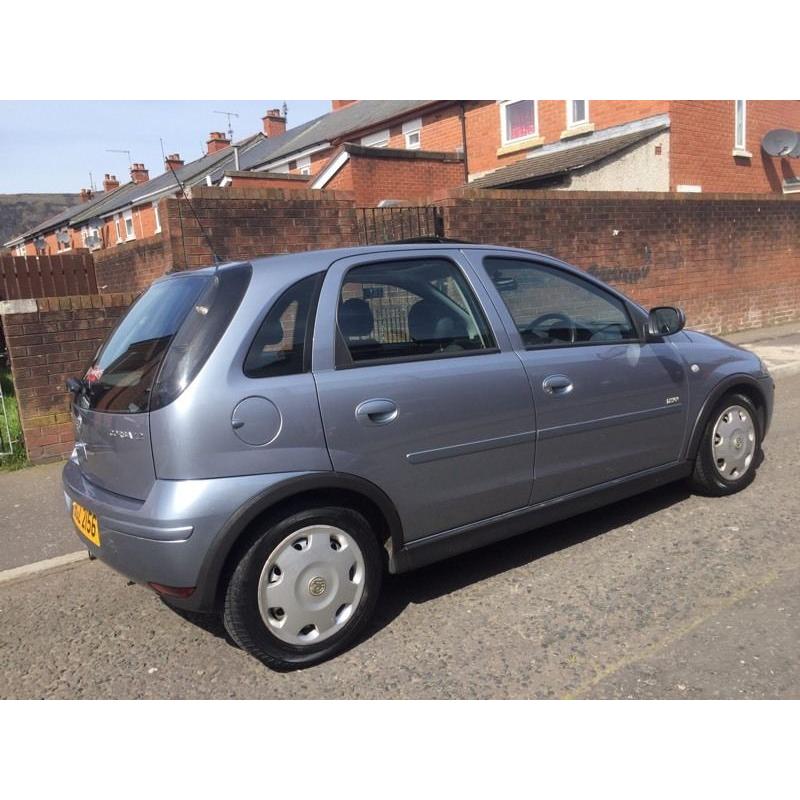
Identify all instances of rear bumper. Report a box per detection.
[62,459,310,611]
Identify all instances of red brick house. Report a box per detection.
[7,100,800,255]
[231,100,800,199]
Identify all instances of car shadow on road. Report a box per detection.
[364,480,692,643]
[163,480,692,663]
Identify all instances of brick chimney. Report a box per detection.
[130,163,149,184]
[164,153,184,172]
[79,188,94,203]
[103,174,120,192]
[262,108,287,138]
[207,131,230,154]
[332,100,357,111]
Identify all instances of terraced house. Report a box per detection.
[6,100,800,255]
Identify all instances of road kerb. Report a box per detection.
[0,551,88,588]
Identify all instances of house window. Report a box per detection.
[402,118,422,149]
[123,209,135,241]
[297,156,312,176]
[500,100,538,144]
[567,100,589,127]
[56,228,71,251]
[361,129,390,148]
[735,100,747,151]
[15,243,26,256]
[153,203,161,233]
[81,222,102,250]
[114,214,123,244]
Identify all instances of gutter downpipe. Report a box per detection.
[459,101,469,183]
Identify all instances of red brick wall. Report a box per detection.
[441,189,800,335]
[162,187,360,270]
[93,235,172,294]
[669,100,800,192]
[331,152,464,205]
[1,293,137,463]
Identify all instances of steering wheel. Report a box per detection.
[527,312,577,344]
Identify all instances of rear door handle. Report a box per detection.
[542,374,574,396]
[355,398,398,425]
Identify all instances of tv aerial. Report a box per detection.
[761,129,799,157]
[213,110,239,141]
[106,148,133,168]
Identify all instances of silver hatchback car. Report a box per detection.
[63,244,774,669]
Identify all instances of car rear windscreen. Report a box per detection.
[81,276,209,413]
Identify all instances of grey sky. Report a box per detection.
[0,100,331,194]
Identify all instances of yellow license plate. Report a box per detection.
[72,501,101,547]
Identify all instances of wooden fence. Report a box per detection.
[0,253,98,300]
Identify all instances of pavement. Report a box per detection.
[0,322,799,698]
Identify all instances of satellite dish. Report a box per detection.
[761,129,799,157]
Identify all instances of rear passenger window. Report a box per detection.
[337,258,495,365]
[485,257,637,347]
[244,274,321,378]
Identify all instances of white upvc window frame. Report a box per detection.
[56,227,71,252]
[114,214,123,244]
[123,209,135,241]
[81,222,102,250]
[153,202,161,233]
[402,118,422,150]
[567,100,589,128]
[734,99,747,152]
[296,156,312,176]
[361,128,390,148]
[499,100,539,146]
[15,242,26,256]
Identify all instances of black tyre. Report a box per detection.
[688,392,761,497]
[223,505,383,670]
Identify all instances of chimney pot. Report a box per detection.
[164,153,184,172]
[103,174,120,192]
[262,108,287,138]
[207,131,231,154]
[130,162,150,184]
[79,188,93,203]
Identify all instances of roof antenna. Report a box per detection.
[160,137,223,271]
[106,148,132,169]
[213,109,239,142]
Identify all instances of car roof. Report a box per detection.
[175,243,554,278]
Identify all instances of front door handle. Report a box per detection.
[355,398,398,425]
[542,374,574,396]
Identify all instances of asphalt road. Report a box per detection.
[0,371,798,699]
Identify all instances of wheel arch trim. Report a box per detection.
[192,472,404,611]
[685,373,767,461]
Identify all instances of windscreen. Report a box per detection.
[81,276,208,413]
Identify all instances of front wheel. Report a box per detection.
[688,392,761,496]
[223,506,383,670]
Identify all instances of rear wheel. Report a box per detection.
[223,506,383,670]
[689,392,760,496]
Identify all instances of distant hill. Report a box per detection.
[0,193,79,248]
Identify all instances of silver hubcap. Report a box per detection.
[257,525,366,646]
[712,404,756,481]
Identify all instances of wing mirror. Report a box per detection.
[647,306,686,338]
